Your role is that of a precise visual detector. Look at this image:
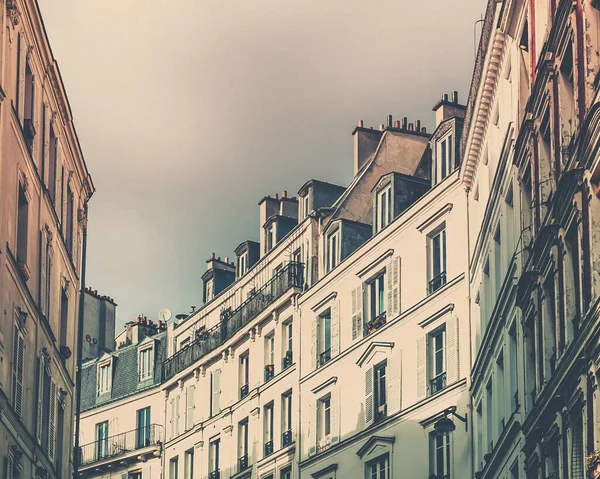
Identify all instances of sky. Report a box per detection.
[38,0,487,332]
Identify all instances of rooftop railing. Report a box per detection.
[164,262,304,380]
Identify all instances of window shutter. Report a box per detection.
[392,256,401,316]
[330,300,340,357]
[48,380,57,462]
[169,398,174,438]
[365,367,374,426]
[186,385,195,430]
[310,317,317,370]
[213,369,221,414]
[47,254,53,324]
[387,349,402,416]
[331,386,340,445]
[5,453,14,479]
[40,229,48,316]
[37,356,45,445]
[372,190,378,234]
[307,401,316,456]
[18,34,26,123]
[175,394,180,435]
[446,316,459,385]
[351,286,363,341]
[43,107,50,186]
[416,335,427,400]
[12,329,24,417]
[55,143,63,219]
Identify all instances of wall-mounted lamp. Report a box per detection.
[434,406,467,436]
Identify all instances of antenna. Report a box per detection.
[158,308,172,323]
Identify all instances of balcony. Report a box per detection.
[264,440,274,457]
[209,471,220,479]
[282,429,292,447]
[430,372,447,395]
[282,350,293,370]
[428,271,447,295]
[240,383,249,400]
[264,364,275,382]
[238,454,249,472]
[164,262,304,380]
[319,349,331,367]
[78,424,162,471]
[364,311,387,336]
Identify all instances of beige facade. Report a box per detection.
[0,0,94,478]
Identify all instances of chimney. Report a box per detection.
[274,193,279,199]
[421,127,427,133]
[393,120,400,128]
[379,123,385,131]
[282,190,287,198]
[402,117,408,129]
[353,123,383,176]
[358,120,364,128]
[433,91,466,126]
[387,114,393,128]
[224,257,229,263]
[416,120,421,132]
[452,91,459,103]
[408,123,414,131]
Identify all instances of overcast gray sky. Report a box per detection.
[39,0,486,331]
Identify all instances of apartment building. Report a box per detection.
[77,318,167,478]
[0,0,94,478]
[462,0,600,477]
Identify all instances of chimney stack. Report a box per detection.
[452,91,459,103]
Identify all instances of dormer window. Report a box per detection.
[303,194,310,219]
[326,229,340,273]
[138,344,154,382]
[435,134,454,184]
[376,184,392,232]
[97,360,112,396]
[266,225,274,252]
[238,252,248,277]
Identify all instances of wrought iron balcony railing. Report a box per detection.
[78,424,162,468]
[282,350,293,370]
[364,311,387,336]
[264,440,274,457]
[209,470,220,479]
[430,372,447,395]
[240,383,249,399]
[265,364,275,382]
[282,429,292,447]
[238,454,249,472]
[428,271,447,294]
[164,262,304,380]
[319,349,331,367]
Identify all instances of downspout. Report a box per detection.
[73,201,89,478]
[575,0,586,127]
[465,188,475,479]
[294,291,302,479]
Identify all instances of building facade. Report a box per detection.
[462,0,600,478]
[0,0,94,478]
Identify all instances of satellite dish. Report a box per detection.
[158,308,172,322]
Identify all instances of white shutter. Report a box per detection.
[18,34,26,123]
[169,398,174,439]
[387,349,402,415]
[331,385,340,445]
[416,335,427,400]
[307,401,316,456]
[37,356,44,445]
[352,286,363,341]
[213,369,221,414]
[387,257,394,316]
[365,367,374,426]
[446,316,459,385]
[310,317,317,370]
[48,380,57,462]
[330,300,340,357]
[12,329,24,417]
[392,256,401,317]
[186,385,195,430]
[175,394,180,435]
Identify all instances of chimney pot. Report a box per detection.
[282,190,287,198]
[421,127,427,133]
[393,120,400,128]
[358,120,364,127]
[225,256,229,263]
[408,123,414,131]
[275,193,279,199]
[452,91,459,103]
[402,117,408,129]
[379,123,385,131]
[444,93,449,102]
[387,114,393,128]
[211,252,215,259]
[416,120,421,131]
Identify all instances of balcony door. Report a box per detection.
[136,407,151,448]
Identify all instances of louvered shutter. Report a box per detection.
[40,229,47,316]
[175,394,180,435]
[47,254,52,324]
[12,329,24,417]
[43,107,50,186]
[307,401,316,456]
[365,367,374,426]
[186,385,195,430]
[55,142,63,219]
[331,385,340,445]
[387,349,402,415]
[351,286,363,341]
[48,380,57,462]
[169,398,174,438]
[392,256,401,316]
[37,356,45,444]
[213,369,221,414]
[18,34,26,123]
[416,335,427,400]
[330,300,340,357]
[5,453,14,479]
[310,316,317,370]
[446,316,459,385]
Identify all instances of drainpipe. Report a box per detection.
[465,188,475,479]
[575,0,586,127]
[73,201,89,478]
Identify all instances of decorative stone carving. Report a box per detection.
[15,306,27,330]
[77,208,88,230]
[6,0,20,26]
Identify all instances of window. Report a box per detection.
[96,421,109,460]
[97,362,112,396]
[376,184,392,232]
[185,385,195,430]
[280,466,292,479]
[366,274,386,323]
[266,225,274,252]
[16,183,29,266]
[476,401,483,469]
[508,324,519,411]
[429,328,446,394]
[139,346,154,381]
[136,407,151,448]
[264,402,274,457]
[169,456,179,479]
[184,448,194,479]
[238,252,248,277]
[239,353,250,399]
[170,394,181,438]
[496,352,505,431]
[238,419,249,471]
[205,282,212,302]
[366,454,390,479]
[210,369,221,417]
[282,320,293,369]
[327,230,340,272]
[12,326,25,416]
[66,186,74,256]
[429,432,450,478]
[129,472,142,479]
[282,391,293,447]
[436,134,453,183]
[265,333,275,382]
[179,337,190,350]
[317,395,331,441]
[59,290,68,348]
[373,361,387,421]
[486,379,494,451]
[318,309,331,366]
[209,438,220,477]
[428,227,447,294]
[48,127,58,202]
[304,194,310,218]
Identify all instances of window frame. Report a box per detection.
[327,229,340,273]
[373,360,388,421]
[317,308,332,366]
[376,183,393,232]
[97,360,112,396]
[428,326,447,395]
[138,344,154,382]
[429,431,451,479]
[427,225,447,294]
[365,453,390,479]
